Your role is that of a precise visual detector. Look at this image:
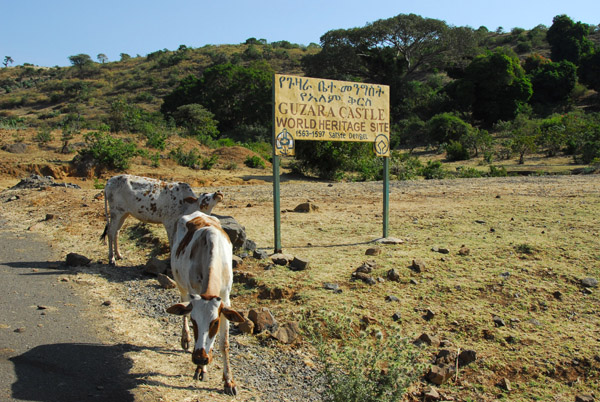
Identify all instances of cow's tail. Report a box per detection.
[101,188,109,243]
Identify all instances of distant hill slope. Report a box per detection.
[1,27,598,130]
[0,42,318,128]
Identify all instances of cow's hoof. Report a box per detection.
[224,384,237,396]
[181,339,190,351]
[193,370,206,381]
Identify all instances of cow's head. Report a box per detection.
[167,294,244,366]
[184,191,224,214]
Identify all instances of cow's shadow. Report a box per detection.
[9,343,138,402]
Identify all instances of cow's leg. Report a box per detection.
[220,311,237,396]
[181,314,192,351]
[108,212,128,262]
[178,292,192,351]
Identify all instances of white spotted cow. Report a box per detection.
[166,211,245,395]
[101,174,223,265]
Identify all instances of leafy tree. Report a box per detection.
[173,104,219,140]
[523,53,551,73]
[539,114,567,156]
[446,49,532,125]
[68,53,93,70]
[161,62,273,138]
[546,15,593,64]
[97,53,108,63]
[498,114,540,164]
[3,56,13,68]
[460,128,493,157]
[579,50,600,92]
[562,111,600,163]
[303,14,481,83]
[425,113,471,144]
[107,98,157,133]
[527,24,548,48]
[119,53,131,61]
[529,60,577,104]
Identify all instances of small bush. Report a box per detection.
[445,140,470,161]
[79,131,142,171]
[420,160,447,179]
[304,312,425,402]
[245,155,266,169]
[201,155,219,170]
[456,166,483,178]
[93,178,105,190]
[34,127,54,144]
[170,147,200,168]
[390,152,422,181]
[216,138,236,148]
[516,243,534,254]
[488,165,508,177]
[144,129,168,150]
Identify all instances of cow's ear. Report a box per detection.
[166,302,193,315]
[221,307,245,323]
[184,196,198,204]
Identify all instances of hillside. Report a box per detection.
[1,24,598,130]
[0,42,318,128]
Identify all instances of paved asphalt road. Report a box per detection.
[0,217,136,402]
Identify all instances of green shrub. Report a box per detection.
[426,113,472,144]
[516,243,534,254]
[34,127,54,144]
[78,132,142,171]
[242,140,272,161]
[0,116,27,129]
[224,161,238,170]
[420,160,447,179]
[144,128,168,150]
[216,138,236,147]
[456,166,483,178]
[445,140,470,161]
[201,155,219,170]
[146,152,159,168]
[390,152,422,181]
[93,178,105,190]
[304,312,425,402]
[244,155,266,169]
[170,147,201,168]
[488,165,508,177]
[355,157,383,181]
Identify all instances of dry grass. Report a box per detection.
[1,127,599,401]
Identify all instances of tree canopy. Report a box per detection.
[161,62,273,138]
[446,49,533,125]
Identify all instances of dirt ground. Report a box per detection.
[1,129,599,401]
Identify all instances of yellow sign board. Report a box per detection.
[273,74,390,157]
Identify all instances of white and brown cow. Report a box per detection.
[166,211,245,395]
[101,174,223,265]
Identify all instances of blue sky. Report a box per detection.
[2,0,598,67]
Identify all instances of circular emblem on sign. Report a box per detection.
[374,134,389,156]
[275,128,295,156]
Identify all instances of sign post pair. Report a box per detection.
[272,74,390,252]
